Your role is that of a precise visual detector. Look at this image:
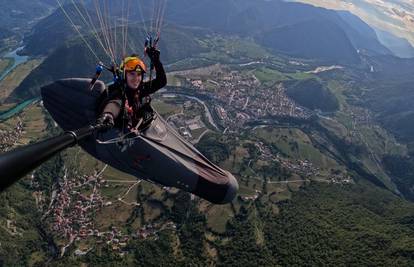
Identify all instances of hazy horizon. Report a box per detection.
[290,0,414,46]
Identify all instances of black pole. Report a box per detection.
[0,125,101,191]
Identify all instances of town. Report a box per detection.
[254,141,352,184]
[0,119,23,152]
[38,166,177,257]
[169,67,313,132]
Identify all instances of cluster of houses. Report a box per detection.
[0,120,23,152]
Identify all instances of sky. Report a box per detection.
[290,0,414,45]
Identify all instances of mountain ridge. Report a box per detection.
[22,0,392,63]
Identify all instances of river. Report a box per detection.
[0,47,36,121]
[164,92,220,131]
[0,46,29,81]
[0,98,40,121]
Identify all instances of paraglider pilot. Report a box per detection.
[97,47,166,132]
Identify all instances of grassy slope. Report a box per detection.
[323,75,406,192]
[253,127,342,172]
[0,59,43,101]
[0,58,13,76]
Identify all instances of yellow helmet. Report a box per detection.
[120,56,147,73]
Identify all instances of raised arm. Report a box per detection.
[141,48,167,97]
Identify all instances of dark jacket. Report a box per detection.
[101,60,167,128]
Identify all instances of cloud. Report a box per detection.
[291,0,414,45]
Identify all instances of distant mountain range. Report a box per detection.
[375,29,414,59]
[165,0,392,62]
[291,0,414,58]
[14,0,414,102]
[23,0,394,64]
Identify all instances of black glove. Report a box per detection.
[146,47,160,63]
[96,112,114,130]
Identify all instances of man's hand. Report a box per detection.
[96,112,114,130]
[146,47,160,63]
